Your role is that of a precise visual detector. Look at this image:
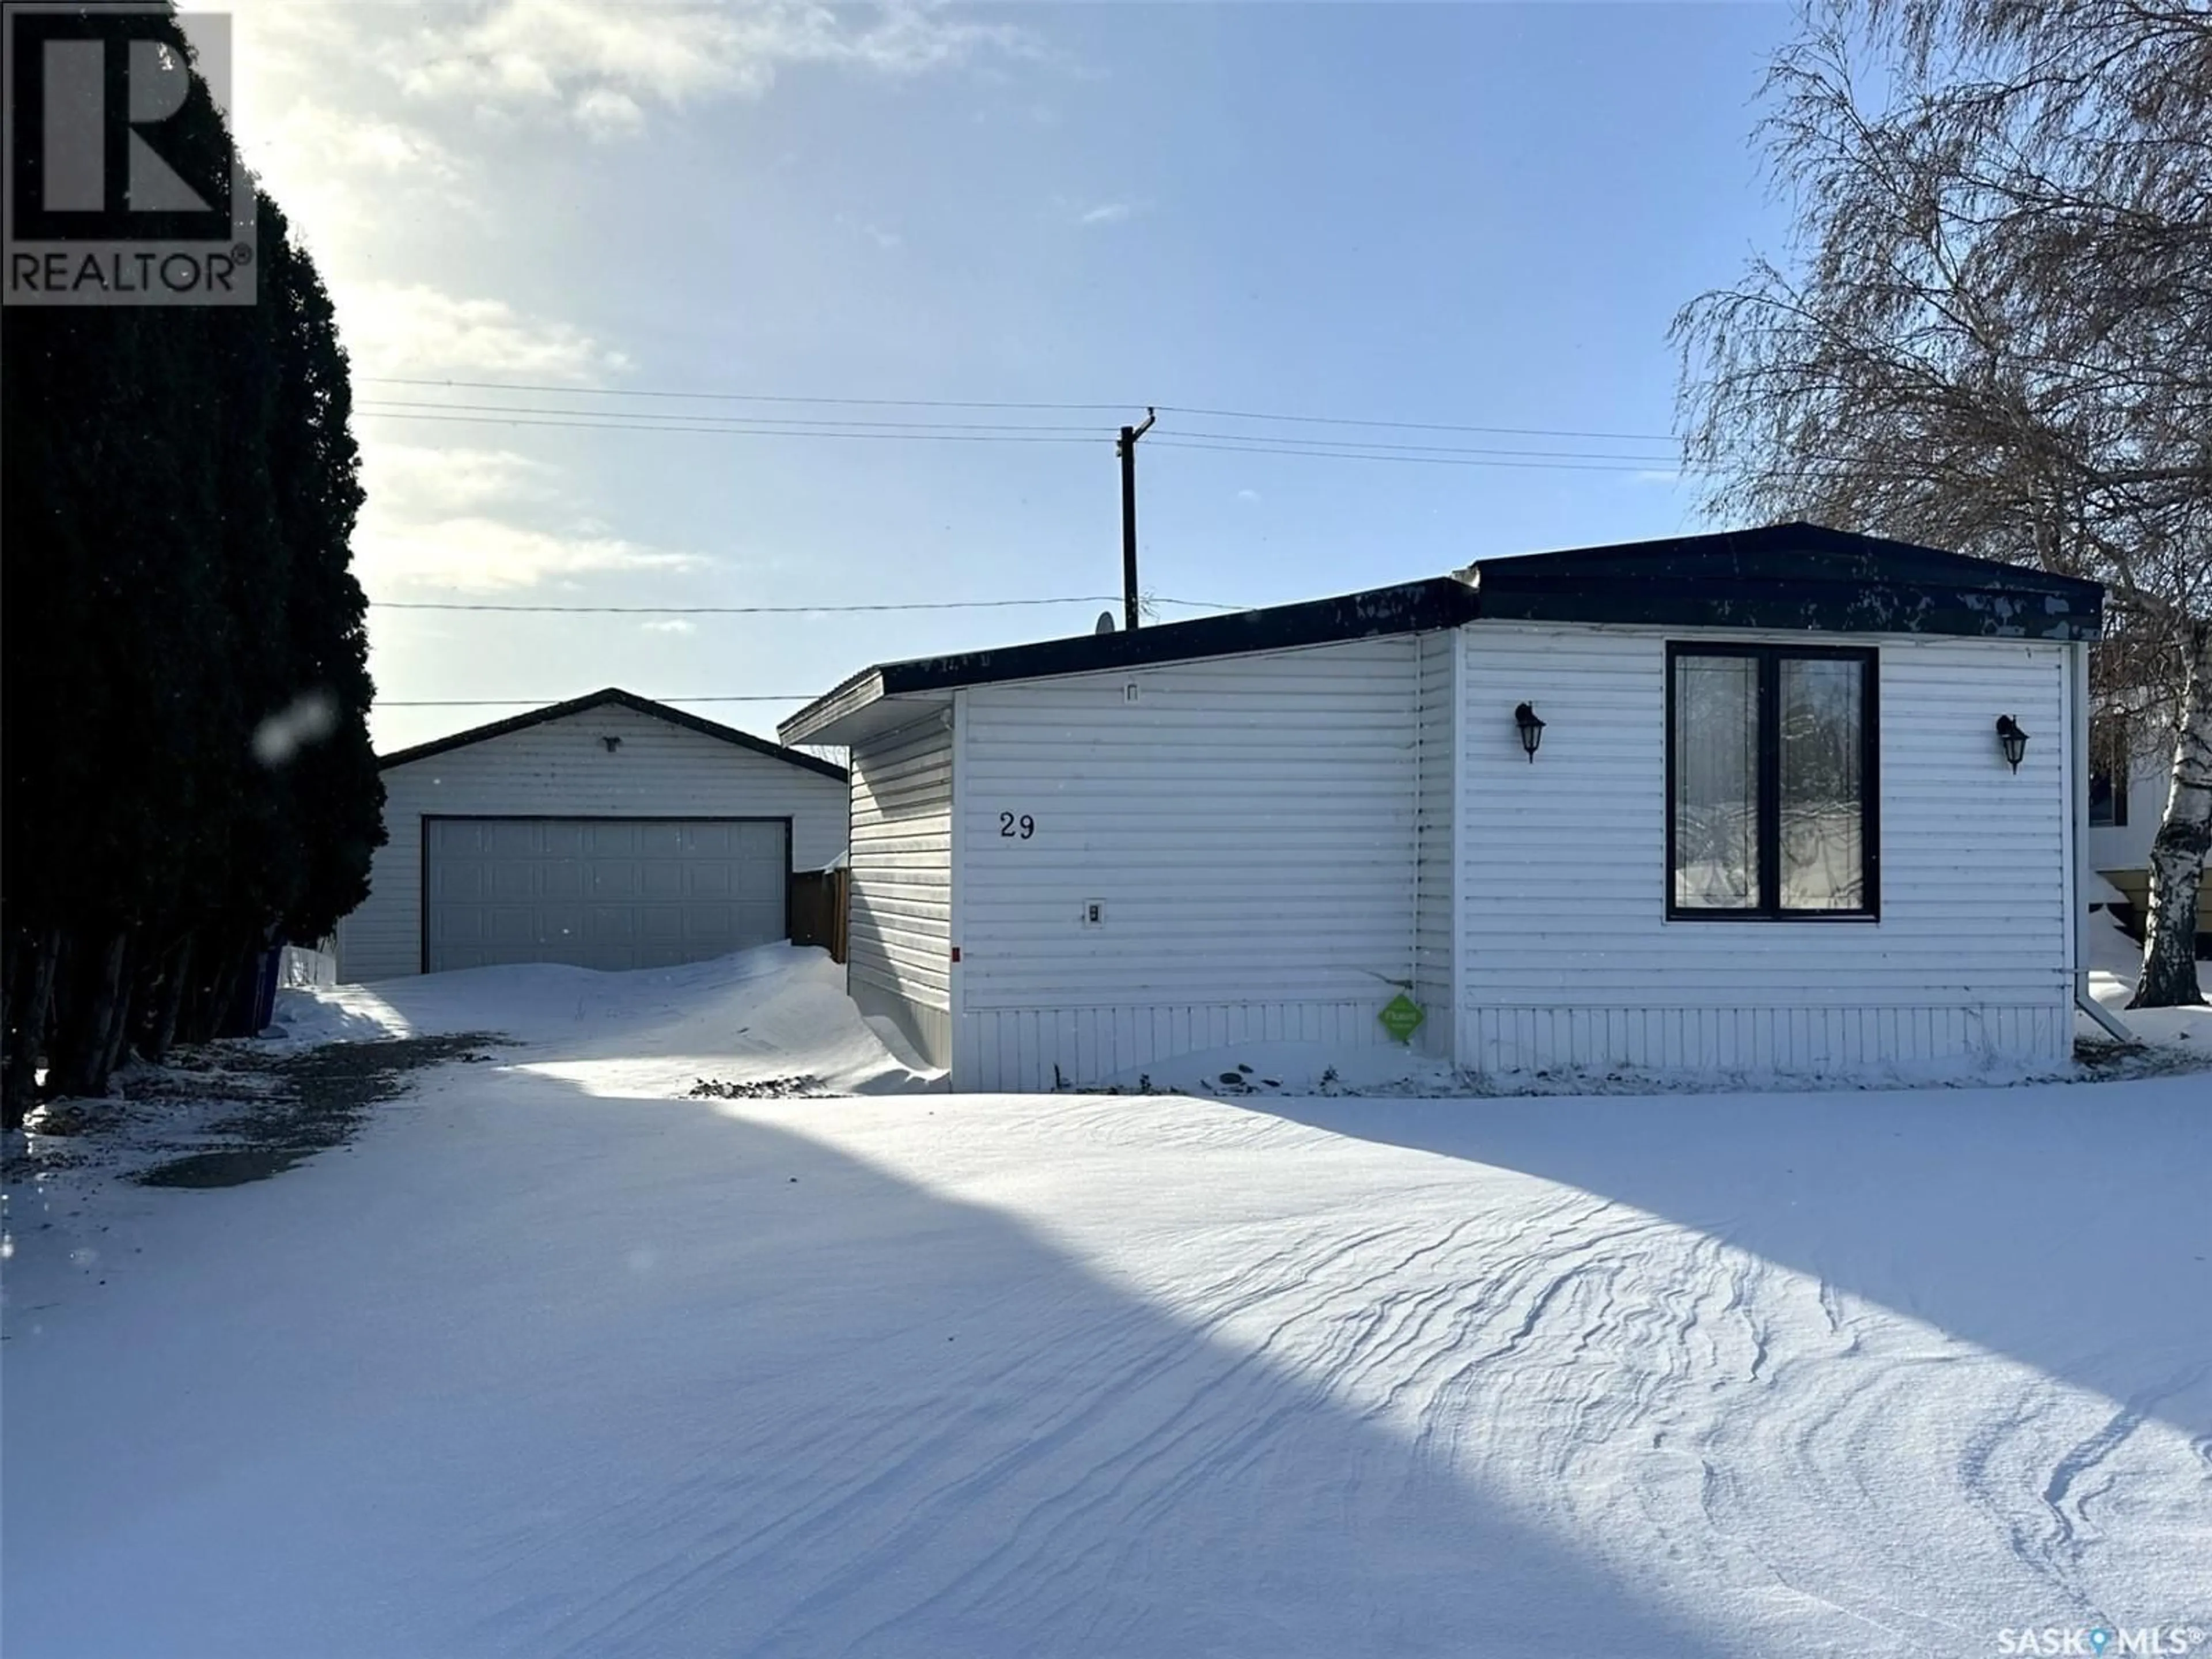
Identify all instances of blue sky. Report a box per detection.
[224,2,1798,749]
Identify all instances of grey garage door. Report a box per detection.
[424,818,789,973]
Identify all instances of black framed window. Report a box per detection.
[2088,715,2128,828]
[1667,644,1878,920]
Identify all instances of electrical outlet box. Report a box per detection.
[1082,899,1105,927]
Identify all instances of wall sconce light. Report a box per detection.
[601,735,623,753]
[1514,702,1546,762]
[1994,715,2028,772]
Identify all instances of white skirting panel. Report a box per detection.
[1416,1002,1456,1066]
[850,971,952,1071]
[1463,1002,2071,1076]
[956,1001,1403,1093]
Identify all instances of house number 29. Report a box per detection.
[999,812,1035,839]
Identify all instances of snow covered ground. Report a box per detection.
[5,945,2209,1658]
[2084,907,2212,1054]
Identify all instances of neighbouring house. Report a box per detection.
[2085,713,2212,950]
[780,524,2105,1090]
[335,688,848,982]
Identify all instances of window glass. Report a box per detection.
[1668,645,1876,919]
[1672,654,1760,908]
[2088,716,2128,828]
[1779,657,1865,910]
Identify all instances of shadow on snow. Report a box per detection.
[4,1063,1725,1659]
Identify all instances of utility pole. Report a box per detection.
[1117,407,1156,631]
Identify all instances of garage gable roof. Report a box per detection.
[379,687,847,781]
[779,523,2103,747]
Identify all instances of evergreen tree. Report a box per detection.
[2,6,384,1121]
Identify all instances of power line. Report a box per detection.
[354,408,1096,444]
[361,377,1134,414]
[355,406,1687,471]
[356,376,1675,445]
[369,594,1239,615]
[1149,438,1690,474]
[358,398,1103,434]
[1166,429,1687,463]
[360,396,1679,464]
[1157,404,1672,444]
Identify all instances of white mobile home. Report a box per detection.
[338,688,848,982]
[781,525,2105,1090]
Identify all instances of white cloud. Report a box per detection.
[355,446,708,594]
[224,13,472,268]
[574,87,647,140]
[355,514,710,593]
[835,212,903,250]
[1626,468,1683,486]
[259,103,464,185]
[216,0,1041,613]
[362,445,559,517]
[1078,200,1139,226]
[349,452,674,602]
[1236,487,1260,503]
[337,282,630,381]
[641,618,698,635]
[390,0,1036,133]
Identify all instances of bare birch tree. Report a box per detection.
[1673,0,2211,1006]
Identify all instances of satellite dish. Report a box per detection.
[1095,611,1116,634]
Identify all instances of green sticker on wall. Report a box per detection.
[1379,994,1425,1043]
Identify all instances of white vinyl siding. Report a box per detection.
[1412,628,1457,1058]
[336,703,847,983]
[953,637,1427,1089]
[846,714,955,1065]
[1455,623,2073,1073]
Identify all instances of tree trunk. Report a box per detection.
[96,933,139,1084]
[179,930,240,1047]
[48,929,129,1098]
[1,931,20,1116]
[143,933,195,1065]
[202,938,246,1043]
[2131,619,2212,1009]
[2,929,24,1047]
[2,929,62,1130]
[44,929,87,1093]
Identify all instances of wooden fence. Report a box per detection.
[788,869,849,964]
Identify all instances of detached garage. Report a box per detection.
[336,688,848,983]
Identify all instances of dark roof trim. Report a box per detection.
[380,687,848,781]
[778,523,2105,747]
[1463,521,2105,641]
[780,580,1479,744]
